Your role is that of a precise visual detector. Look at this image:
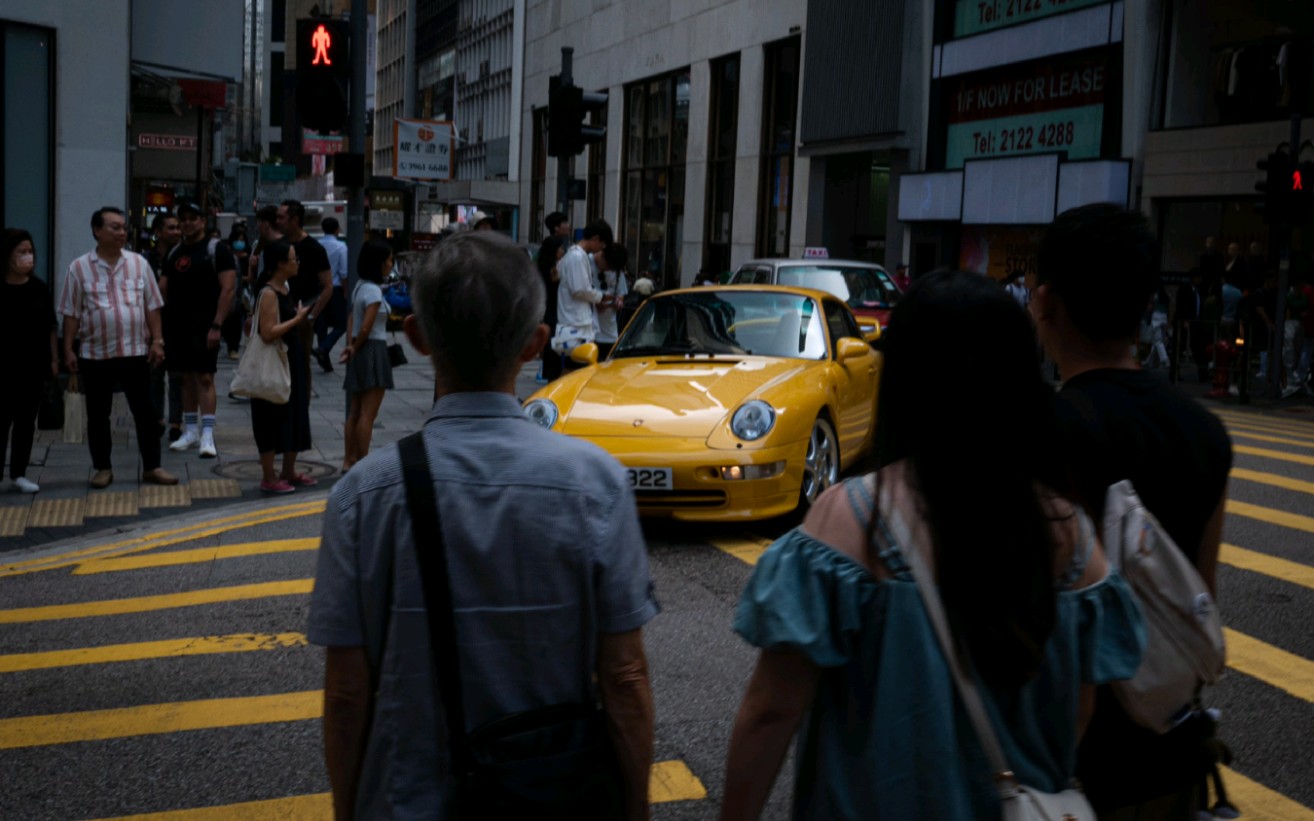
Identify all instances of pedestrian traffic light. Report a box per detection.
[1291,160,1314,226]
[1256,151,1293,225]
[296,19,350,134]
[547,76,607,157]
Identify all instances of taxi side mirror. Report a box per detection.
[570,342,599,366]
[862,321,882,344]
[837,337,870,362]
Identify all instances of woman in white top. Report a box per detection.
[339,240,395,473]
[593,243,630,359]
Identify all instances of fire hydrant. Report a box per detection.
[1205,338,1236,398]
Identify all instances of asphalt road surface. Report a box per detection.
[1,404,1313,820]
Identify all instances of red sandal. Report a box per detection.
[284,473,318,487]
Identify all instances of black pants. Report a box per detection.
[222,290,244,354]
[80,357,162,472]
[315,285,348,354]
[0,373,42,480]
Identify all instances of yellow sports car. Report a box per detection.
[523,285,883,521]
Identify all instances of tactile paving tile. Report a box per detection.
[28,498,85,528]
[0,506,29,537]
[139,484,192,509]
[84,491,139,518]
[188,479,242,500]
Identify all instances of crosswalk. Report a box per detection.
[0,503,708,819]
[709,406,1314,820]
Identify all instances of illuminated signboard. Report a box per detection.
[941,49,1111,169]
[953,0,1107,38]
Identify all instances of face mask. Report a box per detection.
[232,240,247,251]
[13,253,34,274]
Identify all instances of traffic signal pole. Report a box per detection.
[1269,114,1300,401]
[348,0,366,285]
[556,48,574,219]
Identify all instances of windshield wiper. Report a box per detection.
[612,345,699,358]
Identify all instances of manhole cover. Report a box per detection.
[211,460,338,481]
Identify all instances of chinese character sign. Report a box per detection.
[393,118,454,181]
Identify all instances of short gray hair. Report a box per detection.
[412,231,545,390]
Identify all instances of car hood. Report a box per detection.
[561,356,818,437]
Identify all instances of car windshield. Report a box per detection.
[613,290,828,360]
[777,265,900,309]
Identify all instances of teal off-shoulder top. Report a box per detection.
[734,480,1146,821]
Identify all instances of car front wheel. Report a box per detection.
[800,416,840,509]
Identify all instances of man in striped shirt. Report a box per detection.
[59,207,178,489]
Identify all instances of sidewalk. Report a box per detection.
[0,335,545,549]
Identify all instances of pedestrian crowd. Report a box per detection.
[306,205,1235,820]
[1,199,402,496]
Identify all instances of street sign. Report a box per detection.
[369,210,405,230]
[303,130,346,156]
[392,118,454,181]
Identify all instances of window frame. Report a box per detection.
[756,37,801,259]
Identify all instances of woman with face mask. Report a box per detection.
[1,229,58,494]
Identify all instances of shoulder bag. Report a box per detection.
[397,432,624,819]
[230,287,291,404]
[882,501,1096,821]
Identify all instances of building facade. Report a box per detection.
[1,1,130,291]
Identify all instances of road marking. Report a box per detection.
[86,760,708,818]
[0,500,325,578]
[0,579,314,624]
[1234,444,1314,468]
[0,633,308,674]
[1227,429,1314,450]
[707,535,774,566]
[1231,468,1314,497]
[1225,628,1314,704]
[1217,766,1314,820]
[73,539,320,575]
[1221,545,1314,593]
[651,758,709,802]
[0,690,324,750]
[1227,500,1314,535]
[1215,410,1314,435]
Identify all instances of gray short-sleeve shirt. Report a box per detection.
[307,392,658,819]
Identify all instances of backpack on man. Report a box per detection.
[1100,480,1227,733]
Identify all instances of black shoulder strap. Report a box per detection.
[397,431,471,773]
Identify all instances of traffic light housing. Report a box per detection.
[296,19,350,134]
[1257,151,1293,225]
[1292,160,1314,226]
[548,76,607,157]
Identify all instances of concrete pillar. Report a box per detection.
[681,60,711,286]
[730,44,764,269]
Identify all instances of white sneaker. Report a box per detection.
[12,477,38,494]
[170,429,200,451]
[199,430,217,459]
[1282,385,1302,399]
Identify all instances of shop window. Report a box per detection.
[704,54,740,277]
[1,23,54,284]
[757,37,800,259]
[587,103,607,226]
[622,70,690,289]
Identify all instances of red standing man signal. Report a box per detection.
[311,24,332,65]
[1293,168,1304,191]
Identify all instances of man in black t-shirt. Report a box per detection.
[277,199,333,392]
[161,201,237,459]
[1033,204,1232,820]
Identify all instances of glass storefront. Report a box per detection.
[1,22,54,284]
[622,70,690,290]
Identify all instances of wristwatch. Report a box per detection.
[209,322,222,331]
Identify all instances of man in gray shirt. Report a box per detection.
[308,231,658,820]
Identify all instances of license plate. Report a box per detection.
[627,467,674,491]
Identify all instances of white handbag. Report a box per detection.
[230,288,291,404]
[884,503,1096,821]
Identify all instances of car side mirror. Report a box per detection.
[570,342,599,366]
[837,337,870,362]
[862,321,882,344]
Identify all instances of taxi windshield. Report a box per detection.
[777,265,899,309]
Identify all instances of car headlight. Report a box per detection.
[523,399,559,429]
[730,400,776,441]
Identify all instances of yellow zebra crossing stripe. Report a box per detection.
[1228,428,1314,449]
[1216,766,1314,820]
[1221,545,1314,593]
[0,633,308,674]
[1224,628,1314,705]
[1231,467,1314,496]
[707,535,773,566]
[1227,500,1314,535]
[0,690,323,750]
[0,579,314,624]
[1215,410,1314,435]
[73,539,320,575]
[85,761,707,818]
[1234,444,1314,468]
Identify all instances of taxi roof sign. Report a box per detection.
[803,247,829,259]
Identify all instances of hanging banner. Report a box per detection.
[953,0,1106,38]
[392,118,455,181]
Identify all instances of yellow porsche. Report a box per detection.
[523,285,883,521]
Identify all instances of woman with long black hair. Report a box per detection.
[536,234,566,382]
[0,229,57,494]
[722,270,1146,819]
